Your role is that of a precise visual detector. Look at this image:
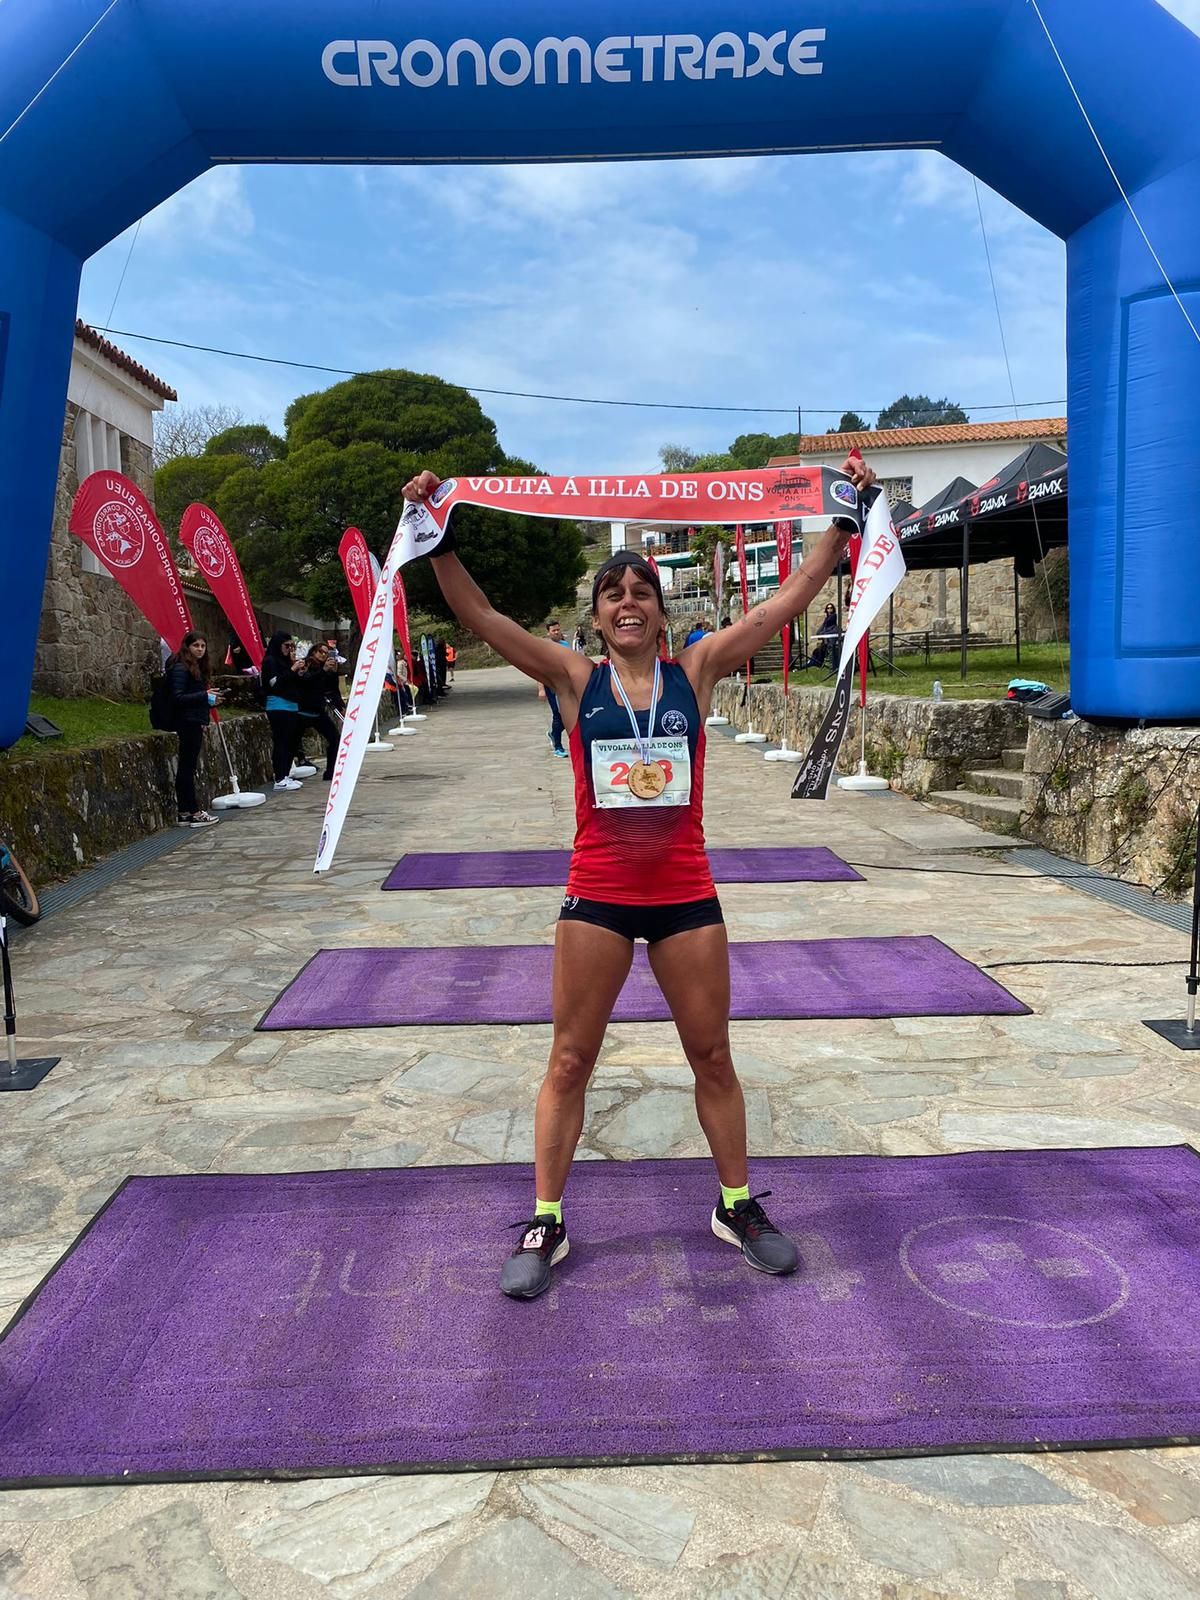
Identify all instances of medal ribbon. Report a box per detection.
[607,657,662,766]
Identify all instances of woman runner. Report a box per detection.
[403,455,875,1299]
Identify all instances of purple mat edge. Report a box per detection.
[3,1144,1198,1490]
[381,846,865,890]
[255,935,1031,1031]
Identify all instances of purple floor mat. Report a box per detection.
[3,1148,1198,1484]
[258,936,1027,1030]
[383,846,862,890]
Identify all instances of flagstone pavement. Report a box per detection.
[2,665,1199,1600]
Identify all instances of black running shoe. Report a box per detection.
[500,1214,569,1299]
[711,1191,798,1275]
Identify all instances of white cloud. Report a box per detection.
[79,142,1068,476]
[139,166,254,246]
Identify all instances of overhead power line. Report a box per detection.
[100,326,1066,421]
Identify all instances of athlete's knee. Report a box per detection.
[688,1039,738,1091]
[545,1043,595,1096]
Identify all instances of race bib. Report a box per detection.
[591,737,691,809]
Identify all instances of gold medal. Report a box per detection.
[627,759,667,800]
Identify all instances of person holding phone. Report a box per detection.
[166,631,223,827]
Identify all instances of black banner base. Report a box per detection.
[1143,1020,1200,1052]
[0,1056,62,1092]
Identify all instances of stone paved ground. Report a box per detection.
[3,666,1200,1600]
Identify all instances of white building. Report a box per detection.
[773,418,1068,638]
[610,418,1066,640]
[34,323,177,698]
[769,417,1067,515]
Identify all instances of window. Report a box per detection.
[74,409,124,574]
[882,475,914,508]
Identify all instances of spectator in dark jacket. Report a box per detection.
[293,641,340,780]
[805,603,840,669]
[166,632,223,827]
[323,648,346,714]
[260,631,306,790]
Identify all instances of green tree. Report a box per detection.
[659,443,701,472]
[154,451,248,541]
[830,411,867,433]
[727,431,797,467]
[658,432,797,473]
[177,370,584,626]
[876,394,969,429]
[204,423,287,468]
[688,524,727,589]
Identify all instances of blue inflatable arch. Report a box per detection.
[2,0,1198,744]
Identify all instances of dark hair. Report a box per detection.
[590,551,665,614]
[173,631,210,683]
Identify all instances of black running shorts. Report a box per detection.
[558,894,724,944]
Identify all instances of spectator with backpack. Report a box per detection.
[164,632,223,827]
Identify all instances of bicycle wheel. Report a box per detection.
[0,846,40,925]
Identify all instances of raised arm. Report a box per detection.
[682,455,876,700]
[401,471,589,697]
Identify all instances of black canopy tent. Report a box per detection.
[894,445,1068,678]
[895,476,978,542]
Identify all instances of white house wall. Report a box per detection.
[67,347,163,447]
[797,436,1066,506]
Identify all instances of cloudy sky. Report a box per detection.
[78,1,1199,475]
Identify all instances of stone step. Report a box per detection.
[927,790,1025,833]
[962,767,1024,800]
[1001,746,1028,772]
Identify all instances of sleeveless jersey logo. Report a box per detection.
[93,503,144,568]
[660,709,688,736]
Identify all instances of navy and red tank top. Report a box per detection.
[566,659,714,905]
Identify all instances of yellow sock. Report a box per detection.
[721,1183,751,1211]
[535,1197,562,1223]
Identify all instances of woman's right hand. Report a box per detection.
[401,470,441,503]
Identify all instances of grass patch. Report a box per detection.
[1,696,152,764]
[0,695,256,766]
[767,645,1069,701]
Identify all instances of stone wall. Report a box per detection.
[1021,719,1199,896]
[709,679,1025,797]
[0,713,273,885]
[33,405,163,700]
[796,550,1038,646]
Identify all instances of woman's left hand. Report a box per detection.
[842,453,876,493]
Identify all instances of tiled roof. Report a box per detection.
[74,320,177,402]
[769,417,1067,460]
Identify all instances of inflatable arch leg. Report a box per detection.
[0,211,81,748]
[1067,162,1200,721]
